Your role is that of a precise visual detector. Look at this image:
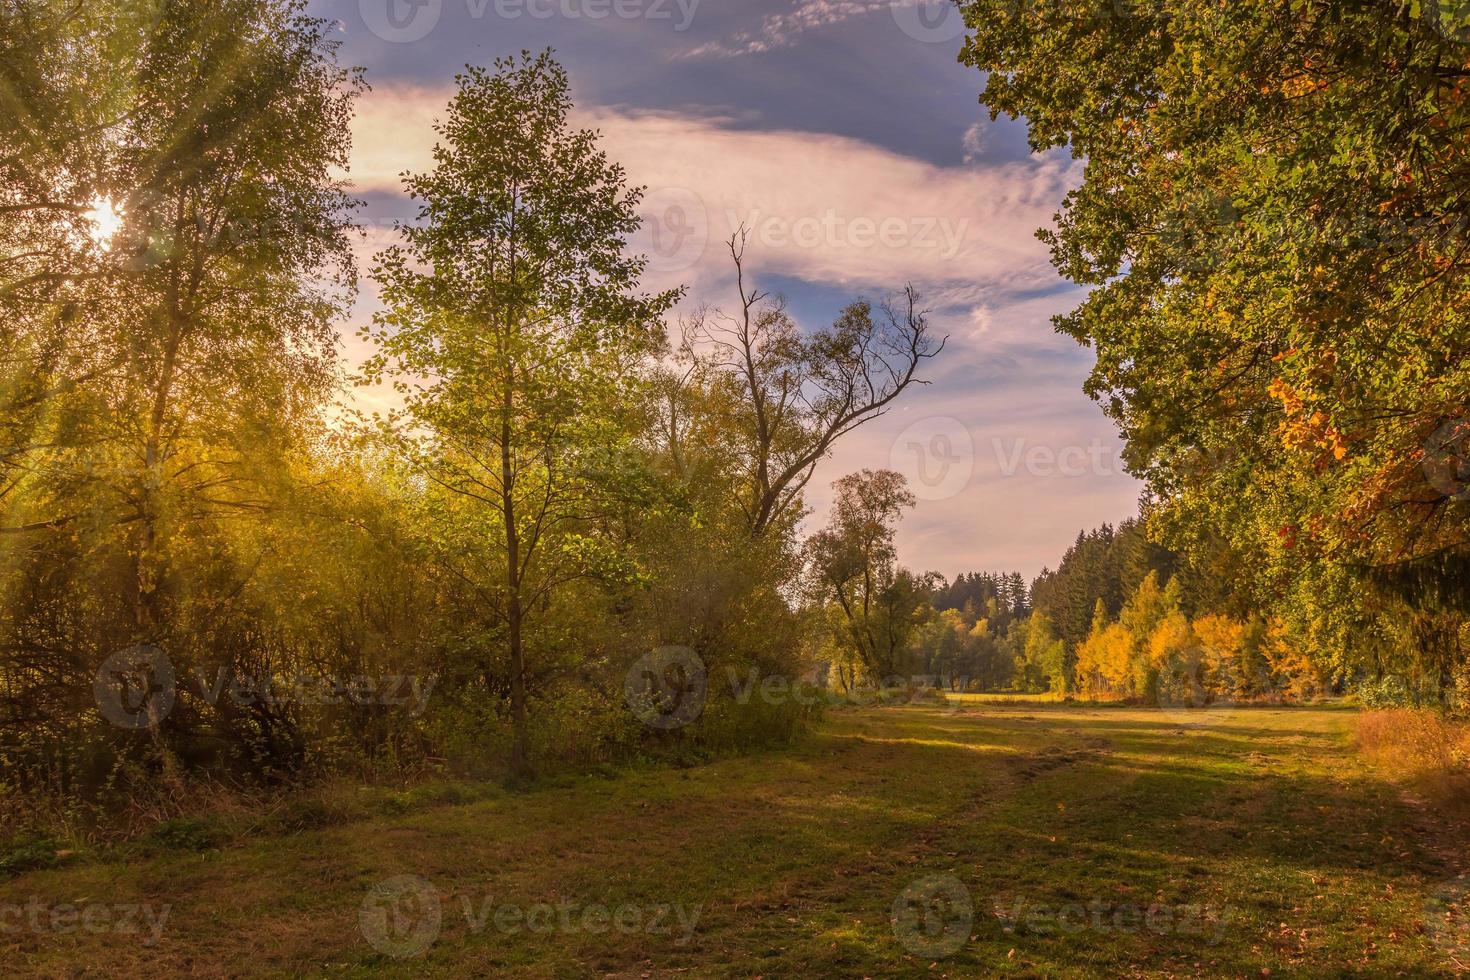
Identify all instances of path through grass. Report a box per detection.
[2,702,1464,977]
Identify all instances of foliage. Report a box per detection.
[960,0,1470,698]
[671,235,943,537]
[0,24,944,821]
[363,50,679,779]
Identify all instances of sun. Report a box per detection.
[82,197,123,247]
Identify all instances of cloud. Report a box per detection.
[678,0,890,59]
[344,83,1135,577]
[962,121,986,163]
[349,87,1082,305]
[347,84,444,190]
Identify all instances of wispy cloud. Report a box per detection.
[349,87,1081,304]
[345,83,1136,576]
[678,0,891,59]
[961,121,986,163]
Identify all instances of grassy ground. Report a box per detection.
[1,701,1465,977]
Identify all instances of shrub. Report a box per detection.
[1355,708,1470,807]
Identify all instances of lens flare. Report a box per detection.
[82,196,123,247]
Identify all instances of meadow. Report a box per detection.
[2,700,1463,977]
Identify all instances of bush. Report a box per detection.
[0,834,67,877]
[1355,675,1429,708]
[1355,708,1470,807]
[147,816,227,852]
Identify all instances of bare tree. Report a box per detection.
[672,230,945,536]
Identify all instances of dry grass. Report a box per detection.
[1355,708,1470,807]
[3,704,1466,977]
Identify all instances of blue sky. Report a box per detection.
[315,0,1143,579]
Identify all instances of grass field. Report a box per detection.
[2,701,1466,977]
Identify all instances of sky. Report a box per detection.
[313,0,1143,580]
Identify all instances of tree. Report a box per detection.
[1075,599,1111,697]
[1118,572,1182,703]
[912,606,967,689]
[1020,609,1068,696]
[0,0,363,769]
[365,51,679,780]
[806,469,921,682]
[1149,611,1200,708]
[1193,613,1248,701]
[960,0,1470,693]
[670,233,943,537]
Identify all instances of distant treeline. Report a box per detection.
[903,518,1327,704]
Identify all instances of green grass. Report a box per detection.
[0,703,1464,977]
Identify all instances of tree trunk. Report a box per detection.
[502,375,531,783]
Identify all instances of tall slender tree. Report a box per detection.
[366,51,679,779]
